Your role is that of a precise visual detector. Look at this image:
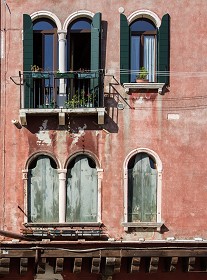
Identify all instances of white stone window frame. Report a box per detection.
[123,148,163,231]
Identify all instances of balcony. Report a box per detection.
[18,70,105,125]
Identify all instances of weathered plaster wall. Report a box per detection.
[1,0,207,240]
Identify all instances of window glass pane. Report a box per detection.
[130,19,156,32]
[71,20,91,30]
[144,36,155,82]
[44,34,53,71]
[130,36,140,82]
[33,20,55,30]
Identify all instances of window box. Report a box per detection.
[55,72,75,79]
[78,72,97,79]
[32,72,50,79]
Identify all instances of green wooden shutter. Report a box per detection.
[91,12,101,71]
[28,156,59,223]
[91,13,101,105]
[157,14,170,84]
[120,13,130,84]
[66,156,98,222]
[23,14,33,108]
[128,153,157,222]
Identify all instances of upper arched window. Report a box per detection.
[120,13,170,84]
[130,19,157,83]
[33,18,57,72]
[67,18,92,71]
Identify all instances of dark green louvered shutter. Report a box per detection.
[120,13,130,84]
[23,14,33,108]
[91,13,101,106]
[157,14,170,84]
[91,12,101,72]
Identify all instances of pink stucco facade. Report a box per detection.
[0,0,207,279]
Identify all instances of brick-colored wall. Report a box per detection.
[1,0,207,241]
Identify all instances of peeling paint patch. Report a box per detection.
[71,124,87,146]
[167,113,180,120]
[36,120,52,146]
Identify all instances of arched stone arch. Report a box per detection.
[24,151,61,170]
[124,148,162,173]
[123,148,163,229]
[30,10,62,30]
[63,10,94,31]
[64,150,101,170]
[127,9,161,28]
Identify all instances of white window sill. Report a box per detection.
[123,82,165,94]
[122,222,163,232]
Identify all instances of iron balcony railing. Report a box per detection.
[20,70,104,109]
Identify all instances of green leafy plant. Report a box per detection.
[65,90,94,108]
[136,67,148,80]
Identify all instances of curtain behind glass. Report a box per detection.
[130,36,140,82]
[144,36,155,82]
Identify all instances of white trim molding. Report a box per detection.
[30,10,62,30]
[63,10,94,30]
[127,9,161,28]
[123,148,163,231]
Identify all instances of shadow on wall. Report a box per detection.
[25,114,118,134]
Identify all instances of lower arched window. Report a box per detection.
[66,155,98,222]
[128,153,157,223]
[28,155,59,223]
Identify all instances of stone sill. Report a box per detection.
[123,82,165,94]
[19,108,105,126]
[122,222,164,232]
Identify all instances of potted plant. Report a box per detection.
[136,67,149,83]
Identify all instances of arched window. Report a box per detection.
[130,19,157,83]
[120,12,170,84]
[23,15,58,108]
[66,155,98,222]
[123,149,162,229]
[33,19,58,72]
[67,18,91,71]
[27,155,59,223]
[128,153,157,222]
